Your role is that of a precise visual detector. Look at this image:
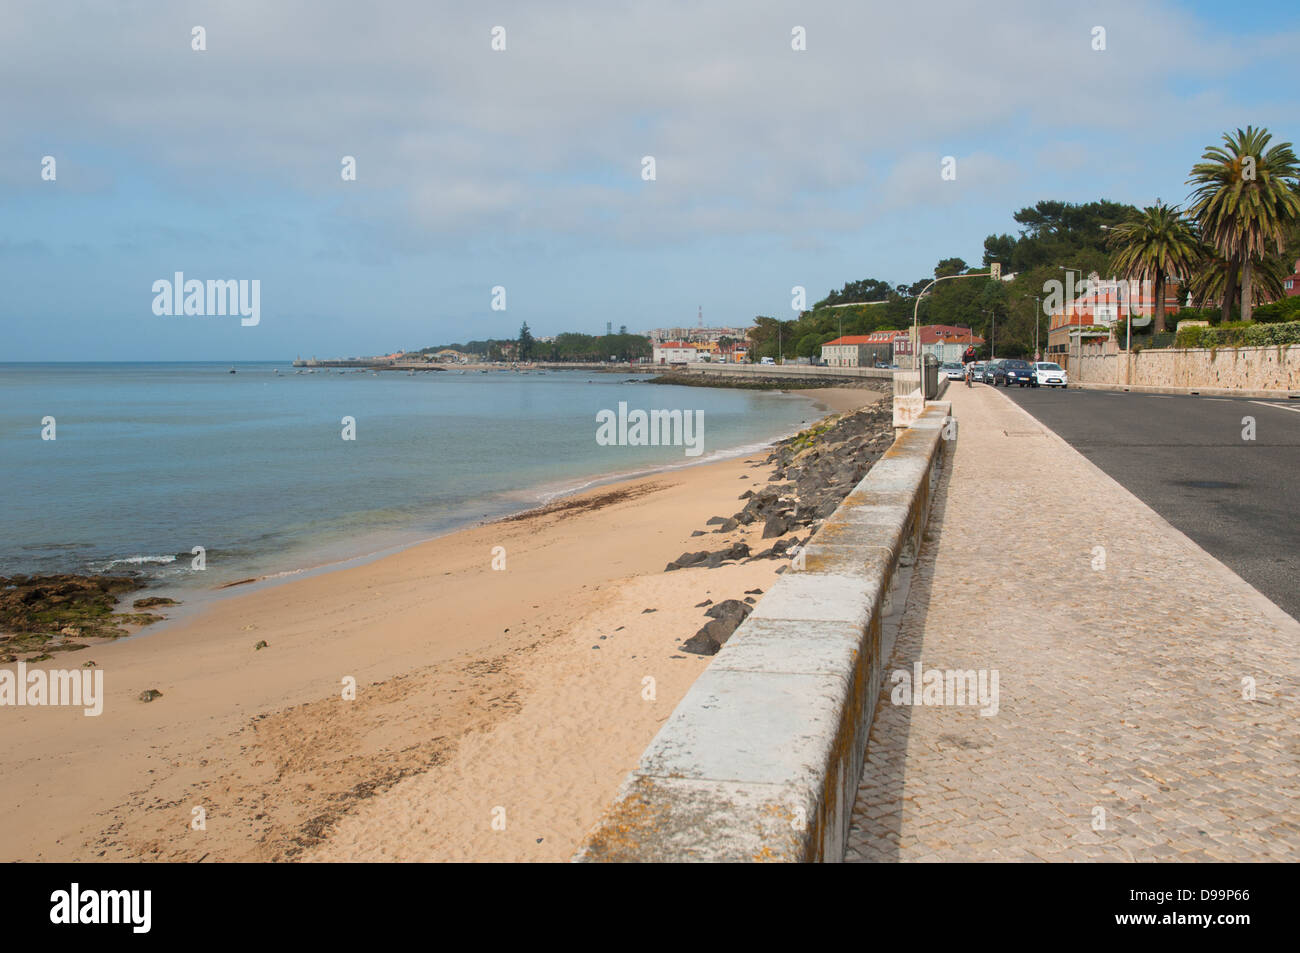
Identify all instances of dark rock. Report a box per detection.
[745,588,764,595]
[762,514,791,539]
[680,626,722,655]
[132,596,179,609]
[669,544,748,571]
[704,599,753,626]
[713,518,739,533]
[682,599,754,655]
[690,530,706,537]
[138,688,163,703]
[739,490,754,499]
[694,599,713,608]
[706,516,729,526]
[641,608,657,614]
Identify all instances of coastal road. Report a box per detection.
[995,385,1300,620]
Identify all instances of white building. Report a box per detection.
[652,342,703,364]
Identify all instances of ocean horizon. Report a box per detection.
[0,361,822,600]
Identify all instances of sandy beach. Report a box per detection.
[0,387,881,863]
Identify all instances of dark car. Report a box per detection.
[992,359,1038,387]
[980,359,1001,383]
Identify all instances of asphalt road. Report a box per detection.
[993,383,1300,621]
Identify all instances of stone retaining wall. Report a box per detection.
[1067,344,1300,392]
[573,402,952,862]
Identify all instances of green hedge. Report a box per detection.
[1175,320,1300,349]
[1251,296,1300,325]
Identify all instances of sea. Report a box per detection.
[0,362,825,605]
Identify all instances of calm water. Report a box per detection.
[0,363,821,595]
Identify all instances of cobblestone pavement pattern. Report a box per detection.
[845,384,1300,862]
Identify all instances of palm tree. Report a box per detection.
[1187,126,1300,322]
[1188,252,1288,310]
[1106,202,1202,334]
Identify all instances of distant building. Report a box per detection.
[653,342,703,364]
[915,325,984,364]
[646,325,753,345]
[821,335,885,367]
[820,330,913,367]
[1285,259,1300,297]
[1045,273,1183,357]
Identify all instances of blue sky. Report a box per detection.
[2,0,1298,360]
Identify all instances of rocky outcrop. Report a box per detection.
[0,574,163,660]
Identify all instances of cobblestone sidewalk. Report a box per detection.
[845,385,1300,862]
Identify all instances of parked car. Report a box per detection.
[992,359,1038,387]
[760,356,776,365]
[970,361,987,382]
[1034,361,1068,388]
[941,362,965,380]
[980,360,1001,382]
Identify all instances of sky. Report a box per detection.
[2,0,1298,361]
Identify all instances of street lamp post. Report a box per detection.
[1020,293,1042,361]
[911,269,998,374]
[981,309,997,360]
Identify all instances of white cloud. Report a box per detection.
[0,0,1294,253]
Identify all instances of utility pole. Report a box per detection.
[981,308,997,360]
[1021,293,1042,361]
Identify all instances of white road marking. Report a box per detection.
[1249,400,1300,415]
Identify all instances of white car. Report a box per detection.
[941,362,965,380]
[1034,361,1068,388]
[760,356,776,365]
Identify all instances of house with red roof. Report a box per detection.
[1284,259,1300,298]
[652,341,701,364]
[820,330,906,367]
[913,325,984,364]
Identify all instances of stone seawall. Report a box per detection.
[1067,343,1300,394]
[573,401,952,862]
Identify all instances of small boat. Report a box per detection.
[228,367,236,374]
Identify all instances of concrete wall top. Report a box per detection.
[574,403,951,862]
